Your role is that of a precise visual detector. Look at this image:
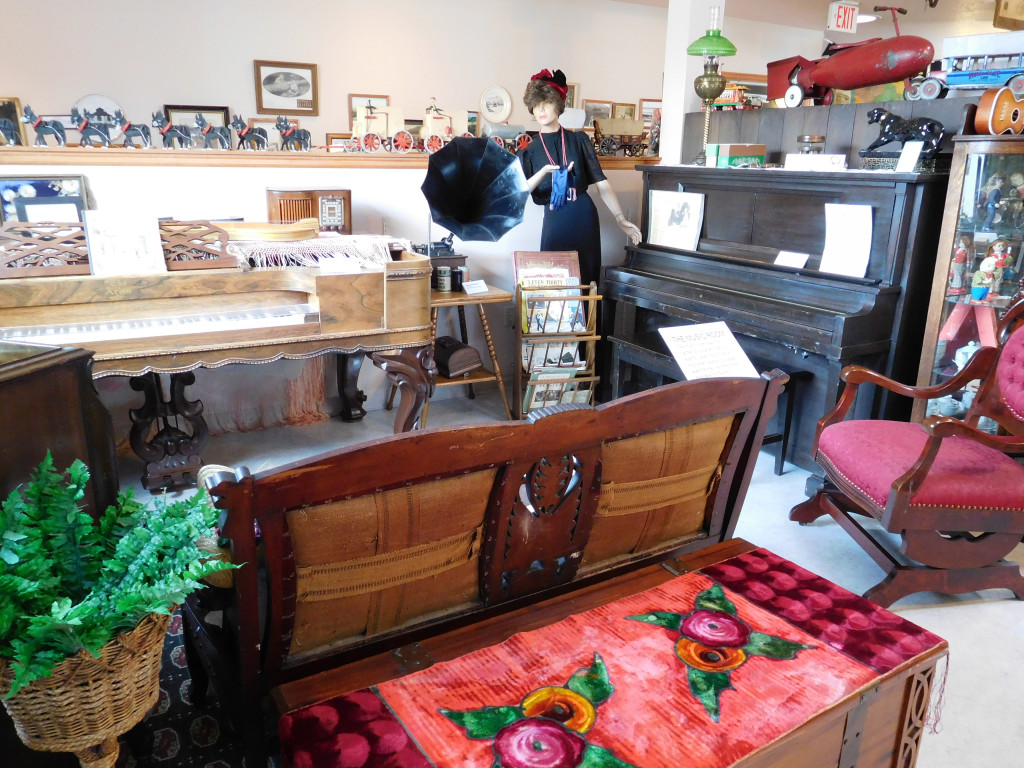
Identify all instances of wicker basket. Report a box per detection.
[0,611,170,768]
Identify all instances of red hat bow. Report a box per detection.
[531,68,568,100]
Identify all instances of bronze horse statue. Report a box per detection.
[859,108,945,159]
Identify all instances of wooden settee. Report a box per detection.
[183,372,788,765]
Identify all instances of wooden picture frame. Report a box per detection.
[612,102,637,121]
[348,94,390,129]
[254,60,319,116]
[164,105,230,140]
[639,98,662,129]
[565,83,579,109]
[0,97,27,146]
[582,99,613,129]
[0,175,89,224]
[326,132,354,152]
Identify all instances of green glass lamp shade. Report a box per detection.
[686,29,737,58]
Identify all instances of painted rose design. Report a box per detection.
[628,583,813,722]
[440,653,637,768]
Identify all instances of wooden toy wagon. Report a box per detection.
[592,118,648,156]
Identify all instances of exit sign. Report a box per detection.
[827,1,859,33]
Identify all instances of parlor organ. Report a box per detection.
[602,165,948,477]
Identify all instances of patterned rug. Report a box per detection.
[113,611,277,768]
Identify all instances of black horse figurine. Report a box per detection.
[151,111,193,149]
[70,107,112,148]
[859,108,945,159]
[193,113,232,149]
[20,106,66,147]
[229,114,268,150]
[114,109,151,149]
[275,115,311,151]
[0,118,22,145]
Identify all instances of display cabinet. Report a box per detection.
[915,136,1024,423]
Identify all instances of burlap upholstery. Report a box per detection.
[286,469,495,659]
[582,416,732,570]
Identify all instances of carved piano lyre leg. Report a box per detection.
[371,344,437,432]
[128,372,208,491]
[336,352,367,422]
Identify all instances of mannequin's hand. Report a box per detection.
[618,217,642,245]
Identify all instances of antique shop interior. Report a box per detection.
[3,1,1024,767]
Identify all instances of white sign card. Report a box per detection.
[462,279,489,295]
[818,203,872,278]
[895,141,924,172]
[783,153,847,171]
[775,251,810,268]
[658,322,760,381]
[647,190,704,252]
[83,211,167,277]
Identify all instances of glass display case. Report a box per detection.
[915,136,1024,424]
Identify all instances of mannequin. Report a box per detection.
[517,69,641,288]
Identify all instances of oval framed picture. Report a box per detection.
[72,93,124,140]
[480,86,512,123]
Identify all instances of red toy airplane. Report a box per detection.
[767,6,934,106]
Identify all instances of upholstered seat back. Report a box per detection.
[968,310,1024,434]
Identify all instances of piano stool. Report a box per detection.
[386,283,514,426]
[608,335,810,475]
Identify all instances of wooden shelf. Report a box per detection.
[0,145,659,171]
[435,367,499,388]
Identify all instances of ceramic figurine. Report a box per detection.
[954,340,981,370]
[972,255,998,300]
[193,113,231,149]
[20,105,66,147]
[980,173,1005,229]
[113,110,151,149]
[986,238,1014,294]
[151,111,193,149]
[229,114,268,150]
[949,234,971,292]
[858,108,944,158]
[275,116,311,151]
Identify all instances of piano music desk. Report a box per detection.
[387,283,514,426]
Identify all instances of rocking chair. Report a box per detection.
[790,296,1024,607]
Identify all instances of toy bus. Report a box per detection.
[909,29,1024,100]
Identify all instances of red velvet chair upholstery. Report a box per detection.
[790,297,1024,607]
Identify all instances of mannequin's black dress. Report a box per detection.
[517,129,606,287]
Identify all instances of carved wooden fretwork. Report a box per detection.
[897,666,936,768]
[0,221,91,278]
[482,446,601,603]
[160,220,237,270]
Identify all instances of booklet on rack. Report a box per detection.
[84,211,167,277]
[658,322,760,380]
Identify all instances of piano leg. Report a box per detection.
[371,344,437,432]
[128,372,208,492]
[337,352,368,422]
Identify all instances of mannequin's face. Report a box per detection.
[532,100,560,131]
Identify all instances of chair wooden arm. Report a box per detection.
[922,415,1024,453]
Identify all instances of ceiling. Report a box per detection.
[613,0,998,30]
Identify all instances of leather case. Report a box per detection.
[434,336,483,378]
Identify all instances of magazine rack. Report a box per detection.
[514,280,601,418]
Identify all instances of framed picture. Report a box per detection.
[647,190,704,252]
[639,98,663,129]
[582,99,613,130]
[254,60,319,116]
[467,111,479,136]
[348,94,390,129]
[0,97,27,145]
[326,132,352,152]
[0,176,89,224]
[565,83,579,109]
[612,102,637,121]
[163,105,230,139]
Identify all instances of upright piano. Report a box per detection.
[0,249,434,490]
[602,165,947,475]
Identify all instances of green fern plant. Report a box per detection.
[0,453,236,698]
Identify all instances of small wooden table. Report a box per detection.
[389,284,514,425]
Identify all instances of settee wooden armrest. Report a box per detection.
[182,371,787,766]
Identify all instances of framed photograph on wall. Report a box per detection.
[254,60,319,116]
[565,83,579,109]
[467,111,479,136]
[164,105,230,140]
[582,99,613,129]
[348,94,389,129]
[612,102,637,120]
[0,97,27,145]
[639,98,662,129]
[0,175,89,224]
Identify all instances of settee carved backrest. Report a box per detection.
[204,371,786,685]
